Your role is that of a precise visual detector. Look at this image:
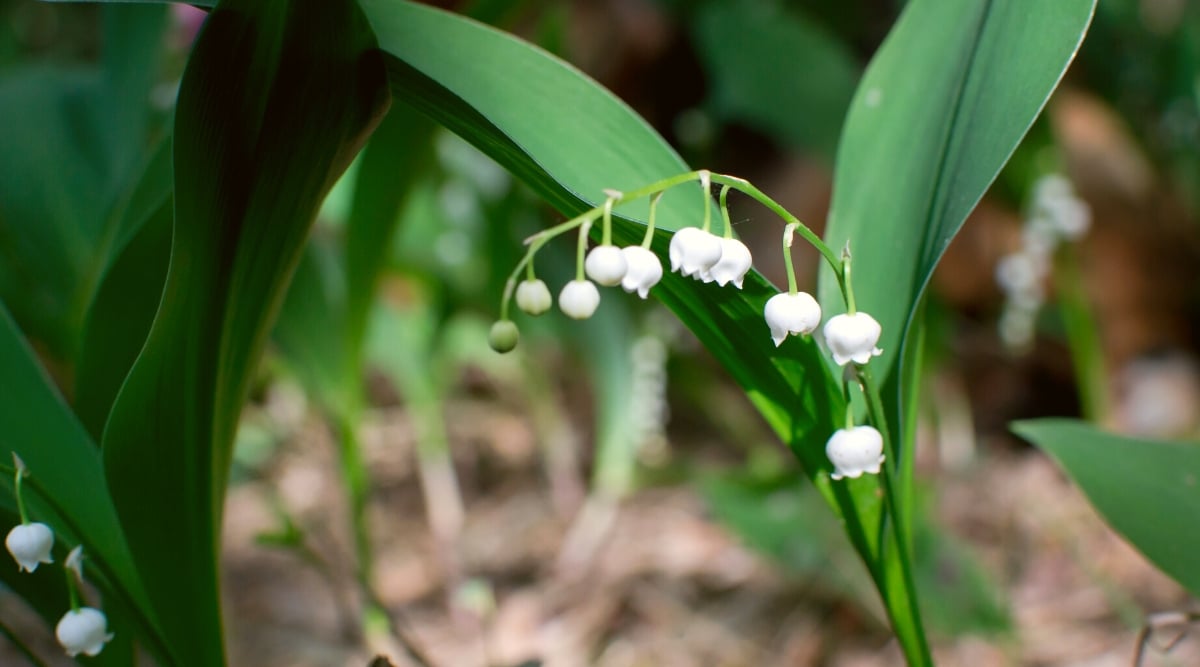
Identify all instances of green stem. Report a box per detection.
[719,185,733,239]
[707,172,840,271]
[843,252,857,315]
[13,464,27,525]
[575,220,590,281]
[1057,245,1108,421]
[642,192,662,248]
[334,413,374,600]
[601,195,615,246]
[66,563,81,612]
[700,170,712,233]
[782,224,800,296]
[524,259,535,281]
[856,364,932,666]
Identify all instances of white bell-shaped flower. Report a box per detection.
[763,292,821,347]
[559,280,600,319]
[668,227,722,279]
[6,522,53,572]
[707,238,753,288]
[826,425,885,480]
[823,312,883,366]
[620,246,663,299]
[515,279,552,316]
[585,245,627,286]
[56,607,114,657]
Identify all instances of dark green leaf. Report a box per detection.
[100,1,388,662]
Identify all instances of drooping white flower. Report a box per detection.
[763,292,822,347]
[823,312,883,366]
[585,245,628,286]
[56,607,114,657]
[825,425,885,480]
[488,320,519,353]
[6,522,53,573]
[668,227,722,279]
[515,279,552,315]
[707,237,753,288]
[559,280,601,319]
[619,246,663,299]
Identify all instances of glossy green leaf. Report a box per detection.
[1014,419,1200,598]
[100,1,388,662]
[692,0,859,158]
[818,0,1096,386]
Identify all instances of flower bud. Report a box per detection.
[488,320,519,353]
[825,425,885,480]
[823,312,883,366]
[619,246,663,299]
[515,279,552,315]
[708,237,753,288]
[763,292,821,347]
[585,245,627,286]
[559,280,600,319]
[56,607,114,657]
[6,522,53,572]
[668,227,722,279]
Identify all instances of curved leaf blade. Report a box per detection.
[100,1,388,662]
[818,0,1096,383]
[1014,419,1200,598]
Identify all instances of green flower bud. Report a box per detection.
[488,320,519,353]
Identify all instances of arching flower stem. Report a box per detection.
[641,191,662,249]
[719,185,733,240]
[497,169,843,319]
[782,224,800,297]
[12,455,28,525]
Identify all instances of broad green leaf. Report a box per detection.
[818,0,1096,387]
[1014,419,1200,598]
[274,233,352,413]
[100,0,388,662]
[692,0,859,158]
[0,306,169,664]
[75,139,174,440]
[0,5,167,364]
[0,67,110,361]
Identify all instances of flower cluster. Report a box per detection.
[5,454,113,657]
[995,173,1092,350]
[489,170,891,482]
